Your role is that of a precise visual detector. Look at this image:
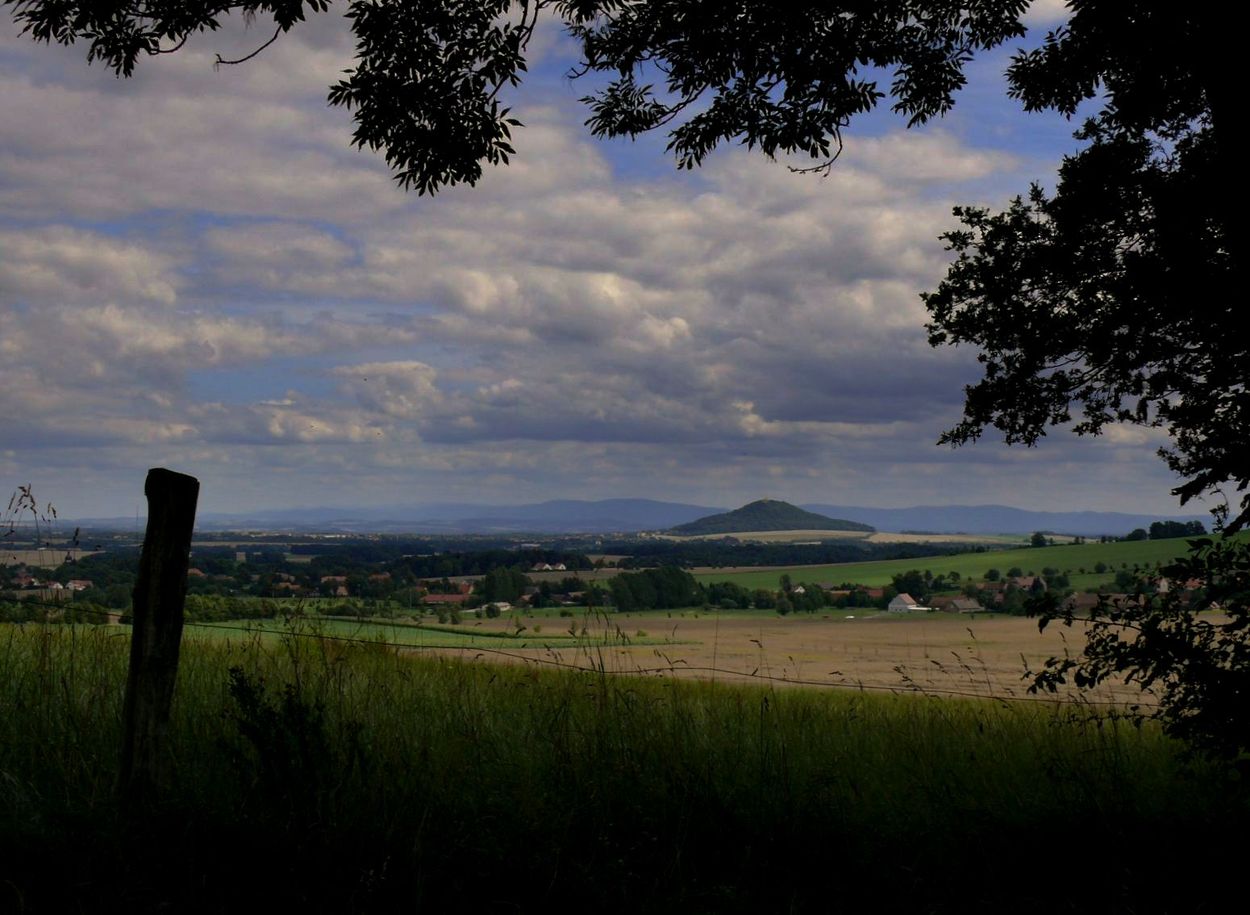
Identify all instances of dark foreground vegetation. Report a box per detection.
[1,624,1246,913]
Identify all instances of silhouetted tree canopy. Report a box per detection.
[922,3,1240,529]
[5,0,1030,192]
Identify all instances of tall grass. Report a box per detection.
[0,623,1244,912]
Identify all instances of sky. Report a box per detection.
[0,2,1202,520]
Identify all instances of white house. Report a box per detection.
[888,593,922,612]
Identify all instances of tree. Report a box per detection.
[5,1,1031,191]
[891,569,928,600]
[1030,538,1250,763]
[921,4,1241,529]
[1029,531,1048,548]
[1150,520,1207,540]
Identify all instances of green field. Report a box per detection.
[693,535,1226,590]
[184,613,683,651]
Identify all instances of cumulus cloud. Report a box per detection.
[331,361,441,418]
[0,18,1190,517]
[0,228,181,306]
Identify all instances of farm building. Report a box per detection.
[421,592,468,606]
[888,593,924,612]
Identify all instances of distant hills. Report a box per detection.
[669,499,874,536]
[798,504,1209,538]
[187,499,723,534]
[71,498,1209,537]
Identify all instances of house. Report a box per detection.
[66,580,93,591]
[1061,592,1106,613]
[888,593,922,612]
[421,592,467,606]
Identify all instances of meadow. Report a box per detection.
[691,536,1213,590]
[183,614,688,652]
[1,622,1245,912]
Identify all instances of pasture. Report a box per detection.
[183,614,687,652]
[691,535,1214,590]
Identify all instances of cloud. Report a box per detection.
[0,227,181,306]
[1023,0,1072,28]
[330,361,442,418]
[0,19,1192,517]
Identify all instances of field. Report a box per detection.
[183,614,688,652]
[391,606,1151,704]
[1,548,99,566]
[1,535,1239,910]
[178,604,1166,706]
[691,535,1213,590]
[658,528,1029,545]
[2,622,1246,912]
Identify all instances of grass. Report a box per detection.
[1,623,1246,912]
[693,535,1230,590]
[183,613,686,651]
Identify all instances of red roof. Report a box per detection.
[422,593,467,604]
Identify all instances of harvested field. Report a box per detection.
[427,610,1153,706]
[2,548,99,566]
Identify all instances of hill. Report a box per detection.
[182,499,726,534]
[669,499,874,536]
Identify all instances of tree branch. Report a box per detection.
[214,26,280,68]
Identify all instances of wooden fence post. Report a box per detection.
[119,468,200,811]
